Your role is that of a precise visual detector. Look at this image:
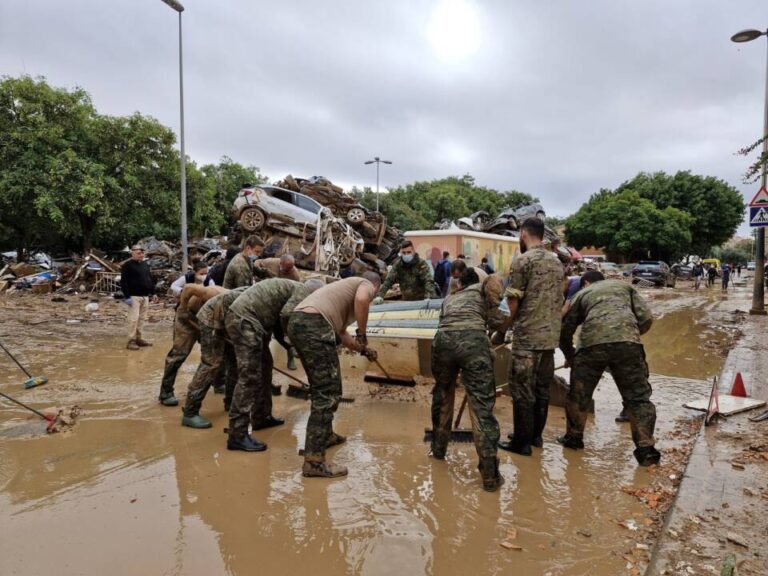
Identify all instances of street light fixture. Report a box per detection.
[364,156,393,212]
[160,0,189,271]
[731,27,768,315]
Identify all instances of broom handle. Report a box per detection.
[0,340,33,378]
[454,394,468,428]
[0,390,50,420]
[373,358,393,380]
[273,366,308,387]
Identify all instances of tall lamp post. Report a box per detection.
[161,0,189,271]
[364,156,393,212]
[732,28,768,315]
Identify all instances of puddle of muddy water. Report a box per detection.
[0,292,729,576]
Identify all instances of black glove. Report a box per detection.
[361,347,378,362]
[355,329,368,348]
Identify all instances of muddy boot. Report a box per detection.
[326,432,347,448]
[252,415,285,430]
[271,384,282,396]
[498,403,533,456]
[633,446,661,467]
[159,394,179,407]
[126,339,140,351]
[477,457,504,492]
[136,338,153,347]
[287,348,297,371]
[615,408,629,423]
[302,454,348,478]
[213,384,225,395]
[227,434,267,452]
[556,434,584,450]
[181,414,212,429]
[532,399,549,448]
[430,430,450,460]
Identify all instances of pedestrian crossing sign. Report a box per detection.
[750,205,768,227]
[748,186,768,207]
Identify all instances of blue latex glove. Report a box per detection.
[124,298,133,306]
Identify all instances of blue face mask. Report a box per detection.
[249,255,258,262]
[401,254,414,264]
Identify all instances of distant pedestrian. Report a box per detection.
[721,265,731,291]
[121,244,157,350]
[737,264,742,278]
[692,262,703,291]
[706,265,717,288]
[434,251,452,298]
[480,257,495,274]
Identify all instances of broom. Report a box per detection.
[0,339,48,389]
[278,367,354,403]
[423,393,475,443]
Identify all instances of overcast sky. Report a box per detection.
[1,0,766,234]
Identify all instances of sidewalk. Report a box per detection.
[648,292,768,575]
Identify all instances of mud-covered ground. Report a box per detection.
[0,281,757,576]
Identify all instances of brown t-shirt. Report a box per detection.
[294,277,374,334]
[254,258,301,282]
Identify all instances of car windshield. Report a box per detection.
[635,263,661,270]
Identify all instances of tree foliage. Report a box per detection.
[351,175,538,231]
[0,76,266,255]
[614,171,745,256]
[566,189,693,262]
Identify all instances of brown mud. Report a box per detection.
[0,285,747,575]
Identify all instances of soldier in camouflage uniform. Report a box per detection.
[431,267,506,491]
[373,240,438,303]
[288,273,381,478]
[158,284,225,407]
[180,287,247,429]
[225,279,316,452]
[558,271,661,466]
[498,218,564,456]
[222,235,264,289]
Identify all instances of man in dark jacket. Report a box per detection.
[205,247,240,287]
[433,251,452,297]
[121,244,157,350]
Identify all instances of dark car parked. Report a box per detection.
[631,261,676,288]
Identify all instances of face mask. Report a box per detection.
[195,274,206,283]
[401,254,414,264]
[249,255,257,262]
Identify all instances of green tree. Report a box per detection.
[614,171,745,256]
[566,189,693,262]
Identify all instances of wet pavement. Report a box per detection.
[0,284,746,575]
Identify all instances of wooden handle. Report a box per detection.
[273,366,308,387]
[454,395,469,428]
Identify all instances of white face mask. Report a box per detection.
[195,274,206,283]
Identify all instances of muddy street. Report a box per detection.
[0,285,745,576]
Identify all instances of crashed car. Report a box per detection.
[232,184,363,269]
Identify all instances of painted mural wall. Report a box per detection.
[405,231,520,275]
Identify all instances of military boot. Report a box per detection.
[286,348,298,371]
[532,399,549,448]
[136,338,153,347]
[556,434,585,450]
[499,403,533,456]
[634,446,661,467]
[302,454,348,478]
[126,339,140,351]
[326,432,346,448]
[181,414,212,429]
[615,408,629,423]
[430,430,450,460]
[477,457,504,492]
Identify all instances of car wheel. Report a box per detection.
[240,207,266,232]
[338,246,357,267]
[536,211,546,221]
[346,207,366,226]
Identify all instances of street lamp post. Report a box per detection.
[364,156,393,212]
[731,27,768,315]
[161,0,189,271]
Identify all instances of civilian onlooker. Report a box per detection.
[206,247,240,287]
[706,265,717,288]
[737,264,742,277]
[480,256,495,274]
[121,244,158,350]
[721,264,731,291]
[692,262,703,291]
[433,251,452,297]
[170,260,209,296]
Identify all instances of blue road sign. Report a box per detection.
[749,205,768,227]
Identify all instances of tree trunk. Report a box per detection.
[80,216,95,255]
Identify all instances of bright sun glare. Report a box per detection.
[426,0,482,64]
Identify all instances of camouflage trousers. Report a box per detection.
[287,312,340,458]
[225,313,274,439]
[183,325,235,417]
[159,314,199,399]
[567,342,656,448]
[508,348,554,408]
[431,330,499,460]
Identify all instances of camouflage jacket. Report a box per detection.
[505,246,564,350]
[438,281,505,332]
[560,279,653,358]
[228,279,307,332]
[223,253,253,289]
[377,254,438,300]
